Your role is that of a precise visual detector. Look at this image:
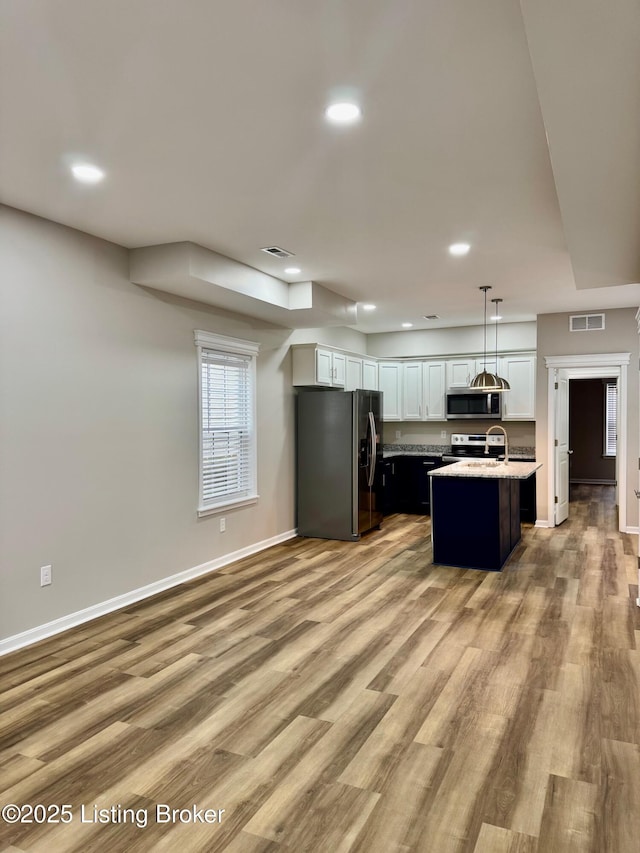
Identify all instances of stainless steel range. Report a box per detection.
[442,433,506,463]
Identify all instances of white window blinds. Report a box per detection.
[195,331,259,515]
[604,380,617,457]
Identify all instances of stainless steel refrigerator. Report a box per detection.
[296,389,383,541]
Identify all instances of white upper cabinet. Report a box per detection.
[499,354,536,420]
[402,362,423,420]
[292,345,535,422]
[332,351,346,387]
[315,348,333,385]
[362,360,378,391]
[423,360,446,420]
[378,362,402,420]
[292,345,346,387]
[345,356,363,391]
[393,359,446,421]
[446,358,475,388]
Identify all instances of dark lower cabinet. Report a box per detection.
[381,452,537,524]
[379,459,399,516]
[381,455,448,515]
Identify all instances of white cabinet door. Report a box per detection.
[332,352,346,387]
[499,355,536,420]
[447,358,475,388]
[423,360,446,420]
[378,362,402,420]
[315,349,333,385]
[402,362,423,420]
[362,360,378,390]
[345,356,363,391]
[475,356,498,376]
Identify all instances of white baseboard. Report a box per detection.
[624,526,640,535]
[534,519,554,528]
[0,529,297,658]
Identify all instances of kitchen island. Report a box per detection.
[428,460,541,571]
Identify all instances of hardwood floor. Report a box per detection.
[1,485,638,852]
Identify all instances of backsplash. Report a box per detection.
[382,420,535,448]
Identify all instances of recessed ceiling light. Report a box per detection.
[362,304,376,311]
[448,242,471,257]
[401,322,413,328]
[325,102,362,124]
[284,267,301,275]
[70,162,105,184]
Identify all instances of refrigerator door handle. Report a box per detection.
[367,411,377,487]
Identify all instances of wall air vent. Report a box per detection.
[569,313,605,332]
[260,246,295,259]
[422,314,441,320]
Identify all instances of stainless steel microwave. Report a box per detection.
[446,389,502,420]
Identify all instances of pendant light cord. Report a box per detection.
[483,290,487,369]
[480,285,491,370]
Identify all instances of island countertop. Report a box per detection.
[428,460,542,480]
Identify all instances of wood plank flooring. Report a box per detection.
[1,484,639,852]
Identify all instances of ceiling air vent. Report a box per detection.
[569,313,605,332]
[422,314,441,320]
[260,246,295,259]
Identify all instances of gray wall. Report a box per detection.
[0,206,304,642]
[367,322,536,358]
[535,308,639,528]
[289,326,368,354]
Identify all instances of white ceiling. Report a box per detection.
[1,0,640,332]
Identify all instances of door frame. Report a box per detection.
[545,352,630,532]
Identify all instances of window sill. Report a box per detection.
[198,494,259,518]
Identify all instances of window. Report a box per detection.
[604,380,617,457]
[194,331,259,516]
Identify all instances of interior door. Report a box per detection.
[554,369,570,525]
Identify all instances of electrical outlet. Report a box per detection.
[219,517,226,533]
[395,430,401,439]
[440,430,447,438]
[40,565,52,586]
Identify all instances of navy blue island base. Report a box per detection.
[430,475,523,571]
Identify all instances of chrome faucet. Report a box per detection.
[485,424,509,464]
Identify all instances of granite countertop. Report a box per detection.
[428,460,542,480]
[382,450,444,458]
[382,445,536,461]
[382,444,446,458]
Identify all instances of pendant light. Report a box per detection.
[491,297,511,390]
[469,286,501,389]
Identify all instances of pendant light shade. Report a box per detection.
[491,297,511,390]
[469,286,501,390]
[469,369,501,389]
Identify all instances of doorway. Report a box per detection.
[569,378,617,486]
[545,353,630,532]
